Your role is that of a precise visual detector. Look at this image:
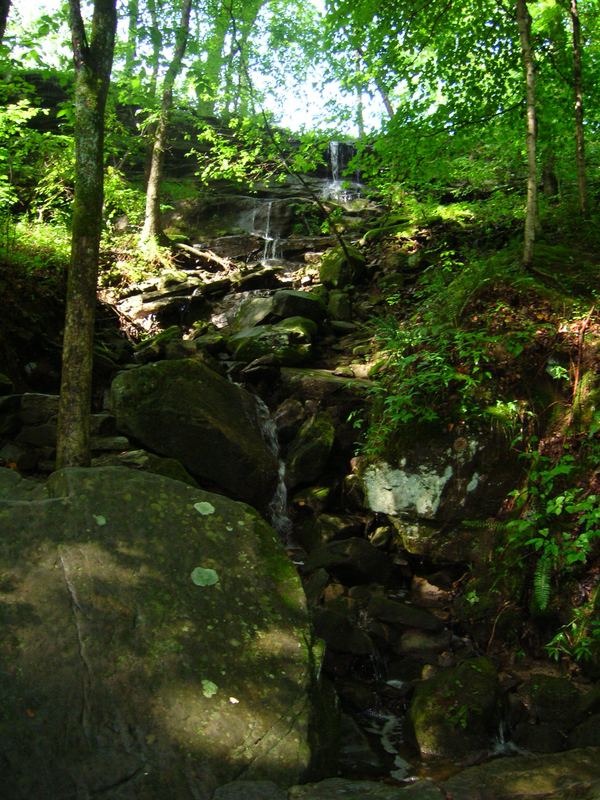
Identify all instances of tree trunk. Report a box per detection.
[146,0,162,100]
[0,0,10,43]
[516,0,537,269]
[570,0,587,216]
[123,0,139,77]
[56,0,117,468]
[196,5,230,117]
[140,0,192,252]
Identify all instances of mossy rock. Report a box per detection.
[0,467,321,798]
[110,358,278,509]
[319,245,366,289]
[229,325,313,366]
[285,413,335,489]
[409,657,501,761]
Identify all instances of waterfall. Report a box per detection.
[324,140,362,202]
[329,140,340,183]
[261,201,279,263]
[253,395,293,541]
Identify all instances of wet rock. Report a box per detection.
[389,517,495,563]
[568,714,600,748]
[273,398,306,442]
[304,538,392,585]
[394,629,453,657]
[409,657,501,761]
[513,721,567,753]
[303,568,330,607]
[296,513,364,552]
[440,747,600,800]
[285,413,335,489]
[271,290,326,323]
[367,597,444,632]
[411,575,453,608]
[213,781,287,800]
[0,467,318,799]
[312,608,373,655]
[290,777,443,799]
[519,674,584,730]
[110,358,278,509]
[337,713,384,775]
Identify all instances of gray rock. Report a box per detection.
[304,538,392,585]
[360,428,521,523]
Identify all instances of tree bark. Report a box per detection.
[56,0,117,468]
[516,0,537,270]
[123,0,139,77]
[570,0,587,216]
[140,0,192,251]
[0,0,10,43]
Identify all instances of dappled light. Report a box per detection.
[1,0,599,797]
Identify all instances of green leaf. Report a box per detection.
[93,514,107,526]
[191,567,219,587]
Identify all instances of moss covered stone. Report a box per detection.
[0,467,322,798]
[319,245,366,289]
[409,657,501,761]
[110,358,278,509]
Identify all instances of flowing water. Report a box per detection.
[253,394,293,542]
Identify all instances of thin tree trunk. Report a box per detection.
[197,5,230,116]
[516,0,537,269]
[123,0,139,77]
[140,0,192,251]
[354,44,394,119]
[56,0,117,468]
[146,0,162,100]
[0,0,10,43]
[570,0,587,216]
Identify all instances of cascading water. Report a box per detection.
[260,200,281,263]
[324,140,362,202]
[253,395,293,542]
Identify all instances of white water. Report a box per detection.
[254,395,293,541]
[323,140,363,202]
[260,200,281,263]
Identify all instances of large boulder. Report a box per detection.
[0,467,321,799]
[409,657,501,761]
[360,427,522,523]
[440,747,600,800]
[110,359,278,509]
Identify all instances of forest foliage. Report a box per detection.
[0,0,599,661]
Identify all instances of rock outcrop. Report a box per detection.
[0,467,320,799]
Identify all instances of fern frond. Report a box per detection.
[533,556,552,611]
